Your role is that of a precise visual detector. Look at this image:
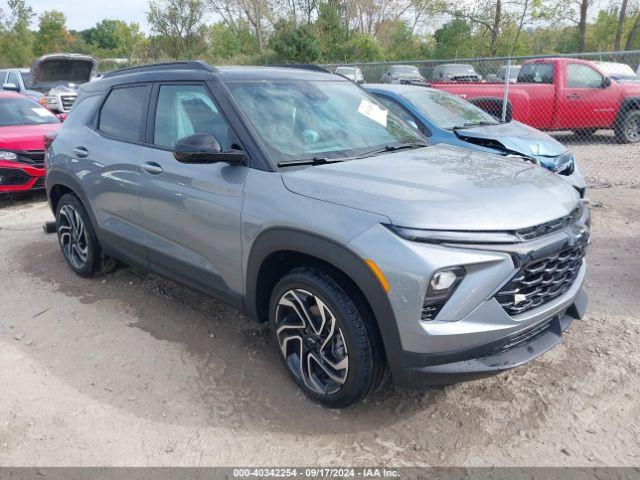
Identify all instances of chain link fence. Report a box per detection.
[323,51,640,166]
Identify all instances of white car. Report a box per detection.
[334,66,365,84]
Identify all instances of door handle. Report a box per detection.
[72,147,89,158]
[142,162,163,175]
[566,93,580,99]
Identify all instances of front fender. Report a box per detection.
[244,228,407,382]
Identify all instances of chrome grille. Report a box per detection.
[496,238,587,316]
[60,95,76,111]
[0,167,30,185]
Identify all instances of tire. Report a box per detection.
[269,267,386,408]
[614,110,640,144]
[55,193,114,277]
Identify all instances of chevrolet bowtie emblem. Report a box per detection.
[514,293,528,304]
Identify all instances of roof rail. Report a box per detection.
[102,61,215,79]
[273,64,331,74]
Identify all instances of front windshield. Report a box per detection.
[335,67,354,74]
[597,63,635,77]
[0,97,59,127]
[404,89,499,129]
[444,65,477,75]
[227,80,424,164]
[392,66,421,75]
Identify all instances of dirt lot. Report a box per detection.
[0,140,639,467]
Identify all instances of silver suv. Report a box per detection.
[46,62,589,407]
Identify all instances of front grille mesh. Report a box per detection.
[16,151,45,168]
[0,167,30,185]
[496,238,587,316]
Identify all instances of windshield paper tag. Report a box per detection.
[32,107,52,117]
[358,99,388,127]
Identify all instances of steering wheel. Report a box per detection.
[302,129,320,144]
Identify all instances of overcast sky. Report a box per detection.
[3,0,152,32]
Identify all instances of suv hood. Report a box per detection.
[30,54,97,91]
[282,144,579,230]
[455,120,566,162]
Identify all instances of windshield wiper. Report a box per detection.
[278,141,428,167]
[356,141,429,159]
[452,121,499,129]
[278,156,344,167]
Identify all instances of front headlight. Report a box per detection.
[0,151,18,161]
[553,152,575,175]
[40,96,59,106]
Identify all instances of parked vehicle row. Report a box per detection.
[434,58,640,143]
[45,62,589,407]
[333,58,640,143]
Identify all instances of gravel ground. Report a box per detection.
[0,143,639,467]
[553,132,640,188]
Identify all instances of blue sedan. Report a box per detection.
[365,84,586,196]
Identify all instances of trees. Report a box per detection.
[315,1,349,61]
[345,33,384,61]
[433,18,474,59]
[269,20,320,62]
[147,0,207,58]
[34,10,74,56]
[0,0,35,67]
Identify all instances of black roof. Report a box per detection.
[82,62,341,93]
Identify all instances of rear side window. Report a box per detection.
[99,85,151,142]
[518,63,554,84]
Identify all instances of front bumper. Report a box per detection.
[0,161,45,192]
[398,288,587,386]
[348,207,590,387]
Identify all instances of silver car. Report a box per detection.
[46,62,589,407]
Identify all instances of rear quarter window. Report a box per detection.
[98,85,151,142]
[518,63,554,84]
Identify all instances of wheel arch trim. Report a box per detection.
[47,170,100,229]
[244,227,407,380]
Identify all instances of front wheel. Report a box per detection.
[614,110,640,143]
[269,267,385,408]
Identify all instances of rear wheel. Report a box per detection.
[614,110,640,143]
[56,193,115,277]
[269,267,385,408]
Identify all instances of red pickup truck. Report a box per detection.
[432,58,640,143]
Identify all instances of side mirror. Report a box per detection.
[602,76,612,88]
[172,133,244,165]
[2,83,19,92]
